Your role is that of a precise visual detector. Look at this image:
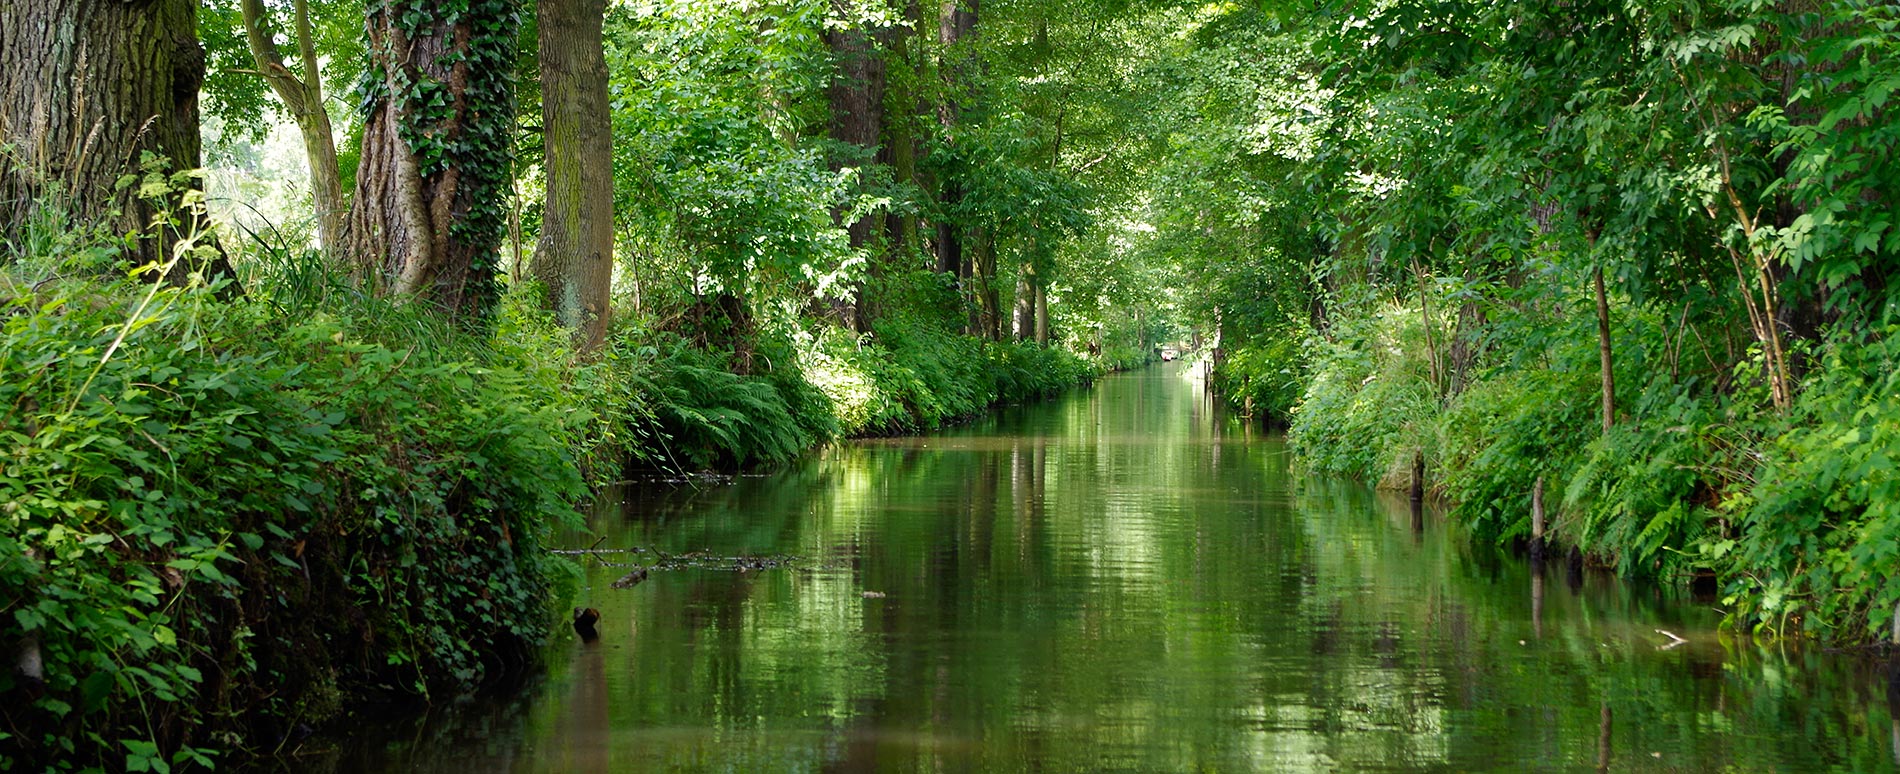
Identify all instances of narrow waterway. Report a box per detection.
[299,363,1898,772]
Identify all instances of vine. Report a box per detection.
[359,0,519,317]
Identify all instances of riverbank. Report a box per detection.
[1229,290,1900,648]
[0,266,1100,769]
[292,360,1899,773]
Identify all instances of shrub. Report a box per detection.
[1728,332,1900,640]
[0,270,585,769]
[1287,301,1438,485]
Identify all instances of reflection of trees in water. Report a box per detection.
[307,372,1899,772]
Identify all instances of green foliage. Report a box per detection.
[801,317,1096,437]
[1287,301,1438,486]
[1211,334,1303,421]
[606,0,858,318]
[641,338,816,470]
[1730,333,1900,640]
[0,261,586,767]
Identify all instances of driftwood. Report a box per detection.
[611,567,649,589]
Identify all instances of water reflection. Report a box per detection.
[288,364,1898,772]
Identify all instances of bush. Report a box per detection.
[1729,332,1900,640]
[0,270,586,768]
[642,337,817,470]
[1211,331,1304,421]
[798,318,1096,437]
[1287,301,1438,485]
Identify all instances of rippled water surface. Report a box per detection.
[297,363,1899,772]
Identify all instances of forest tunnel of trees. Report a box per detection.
[4,0,1900,768]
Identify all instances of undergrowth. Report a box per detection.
[1277,277,1900,644]
[1,225,1098,771]
[0,258,587,770]
[801,316,1097,437]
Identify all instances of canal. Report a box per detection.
[300,363,1898,772]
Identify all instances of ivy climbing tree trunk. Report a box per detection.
[532,0,614,353]
[239,0,345,257]
[0,0,233,286]
[346,0,517,318]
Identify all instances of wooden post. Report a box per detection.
[1410,451,1425,505]
[1530,475,1546,563]
[1892,599,1898,646]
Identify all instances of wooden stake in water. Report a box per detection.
[1411,451,1425,505]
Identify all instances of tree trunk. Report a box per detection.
[240,0,344,257]
[881,0,923,276]
[1595,263,1615,433]
[346,0,517,319]
[533,0,614,353]
[824,19,887,332]
[935,195,963,275]
[975,232,1000,340]
[1413,261,1443,399]
[1,0,232,285]
[932,0,977,281]
[1013,264,1033,341]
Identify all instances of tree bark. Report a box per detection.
[1595,263,1615,432]
[972,230,1000,339]
[1,0,233,286]
[1013,263,1033,341]
[239,0,345,257]
[932,0,977,281]
[532,0,614,352]
[346,0,517,319]
[825,17,888,332]
[1034,281,1048,345]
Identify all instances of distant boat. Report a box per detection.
[1161,348,1179,361]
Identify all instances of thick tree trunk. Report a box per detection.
[932,0,977,281]
[882,1,922,272]
[825,19,887,332]
[240,0,345,256]
[1595,263,1615,432]
[939,0,977,57]
[1034,281,1048,345]
[533,0,614,352]
[346,0,517,319]
[1,0,231,285]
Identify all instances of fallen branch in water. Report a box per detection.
[550,547,648,555]
[1655,629,1689,649]
[611,567,650,589]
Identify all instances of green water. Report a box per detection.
[300,364,1898,772]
